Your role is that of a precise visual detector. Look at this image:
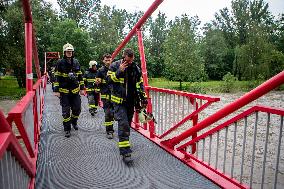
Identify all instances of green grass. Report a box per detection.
[0,76,26,100]
[148,78,284,94]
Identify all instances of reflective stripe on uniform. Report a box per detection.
[71,114,79,119]
[95,88,100,92]
[87,78,96,82]
[89,104,97,108]
[54,82,59,86]
[101,94,108,99]
[76,71,82,75]
[63,117,71,122]
[71,87,80,93]
[108,71,124,83]
[136,77,143,89]
[86,88,94,92]
[118,141,130,148]
[103,121,114,126]
[59,88,69,93]
[111,95,123,104]
[55,72,68,77]
[80,81,84,85]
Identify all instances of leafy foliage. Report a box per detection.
[163,15,207,82]
[0,0,283,91]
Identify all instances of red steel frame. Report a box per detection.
[111,0,284,188]
[0,0,46,188]
[0,0,282,188]
[0,111,35,178]
[22,0,41,92]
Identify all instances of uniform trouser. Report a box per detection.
[87,92,99,113]
[60,93,81,131]
[102,99,114,134]
[113,102,134,155]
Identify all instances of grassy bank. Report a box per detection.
[148,78,284,94]
[0,76,25,100]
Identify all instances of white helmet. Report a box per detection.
[89,60,97,68]
[63,43,74,53]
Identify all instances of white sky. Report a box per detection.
[48,0,284,25]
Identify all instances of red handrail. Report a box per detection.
[112,0,164,59]
[164,70,284,148]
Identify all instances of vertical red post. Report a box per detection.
[137,29,155,138]
[136,29,149,88]
[25,22,33,92]
[44,52,47,74]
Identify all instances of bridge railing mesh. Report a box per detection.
[178,106,284,189]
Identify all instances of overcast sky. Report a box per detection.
[48,0,284,24]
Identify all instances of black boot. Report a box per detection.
[72,124,78,130]
[65,130,71,138]
[106,132,114,139]
[122,153,133,164]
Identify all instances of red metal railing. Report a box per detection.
[0,111,35,188]
[176,105,284,189]
[0,75,47,189]
[1,0,283,188]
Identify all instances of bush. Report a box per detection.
[221,72,238,93]
[246,74,265,90]
[187,83,206,94]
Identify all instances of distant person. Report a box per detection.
[108,48,148,163]
[96,53,115,139]
[84,60,100,116]
[53,43,84,137]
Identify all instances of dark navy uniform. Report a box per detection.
[53,58,84,131]
[83,68,100,115]
[108,59,147,155]
[96,65,114,135]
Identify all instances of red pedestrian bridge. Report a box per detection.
[0,0,283,188]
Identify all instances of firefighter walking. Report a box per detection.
[96,53,115,139]
[84,61,100,116]
[108,48,147,163]
[53,43,84,138]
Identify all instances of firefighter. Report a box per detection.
[107,48,148,163]
[53,43,84,138]
[96,53,115,139]
[84,60,100,116]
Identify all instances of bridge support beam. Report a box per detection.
[25,22,33,92]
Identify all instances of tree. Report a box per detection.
[163,15,207,83]
[89,5,128,61]
[2,1,26,87]
[31,0,59,69]
[201,25,230,80]
[49,19,95,69]
[57,0,101,28]
[234,24,284,80]
[148,11,168,77]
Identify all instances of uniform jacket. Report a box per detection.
[83,68,99,94]
[53,58,84,94]
[107,59,147,106]
[96,65,111,100]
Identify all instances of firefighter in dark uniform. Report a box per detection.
[83,60,100,116]
[108,48,147,162]
[96,53,115,139]
[53,43,84,138]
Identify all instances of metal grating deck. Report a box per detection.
[35,85,220,189]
